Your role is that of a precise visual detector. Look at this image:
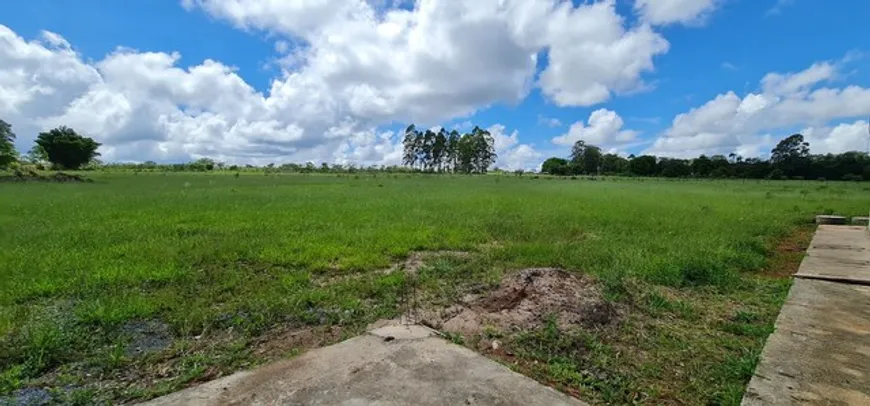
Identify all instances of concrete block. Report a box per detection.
[853,216,870,226]
[815,215,847,225]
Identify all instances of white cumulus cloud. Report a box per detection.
[646,58,870,158]
[552,109,639,149]
[488,123,542,171]
[634,0,721,26]
[0,0,710,164]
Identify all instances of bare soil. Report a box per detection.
[422,268,616,336]
[249,325,344,360]
[761,226,814,278]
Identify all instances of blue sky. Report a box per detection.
[1,0,869,169]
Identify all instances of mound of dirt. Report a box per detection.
[422,268,615,336]
[0,170,93,183]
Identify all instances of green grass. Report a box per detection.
[1,172,868,404]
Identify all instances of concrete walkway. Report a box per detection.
[743,226,870,405]
[141,324,586,406]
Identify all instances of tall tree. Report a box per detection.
[471,126,496,173]
[35,126,101,170]
[770,133,810,177]
[569,140,602,175]
[402,125,417,169]
[422,130,436,170]
[0,119,17,169]
[413,131,425,170]
[446,130,460,172]
[432,129,448,172]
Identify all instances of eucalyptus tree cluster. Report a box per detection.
[401,125,496,174]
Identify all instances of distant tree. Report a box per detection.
[471,126,496,173]
[0,119,18,169]
[569,140,602,175]
[432,129,448,171]
[658,158,691,178]
[190,158,216,171]
[629,155,657,176]
[446,130,460,172]
[402,125,417,169]
[454,133,475,174]
[691,155,713,177]
[771,134,810,177]
[422,130,436,170]
[809,151,870,180]
[735,157,771,179]
[541,157,570,175]
[600,153,628,174]
[35,126,100,170]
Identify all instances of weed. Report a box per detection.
[444,332,465,345]
[0,365,24,393]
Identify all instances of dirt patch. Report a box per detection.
[422,268,615,336]
[121,320,173,357]
[761,226,814,278]
[0,170,93,183]
[249,325,344,360]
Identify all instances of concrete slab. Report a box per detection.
[796,226,870,284]
[742,280,870,405]
[744,225,870,405]
[853,216,870,226]
[140,324,586,406]
[815,215,847,225]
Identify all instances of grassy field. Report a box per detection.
[1,172,868,404]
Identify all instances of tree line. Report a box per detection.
[542,134,870,181]
[402,125,496,173]
[101,159,417,174]
[0,119,500,174]
[3,117,867,181]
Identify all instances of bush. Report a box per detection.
[842,173,863,182]
[35,126,101,170]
